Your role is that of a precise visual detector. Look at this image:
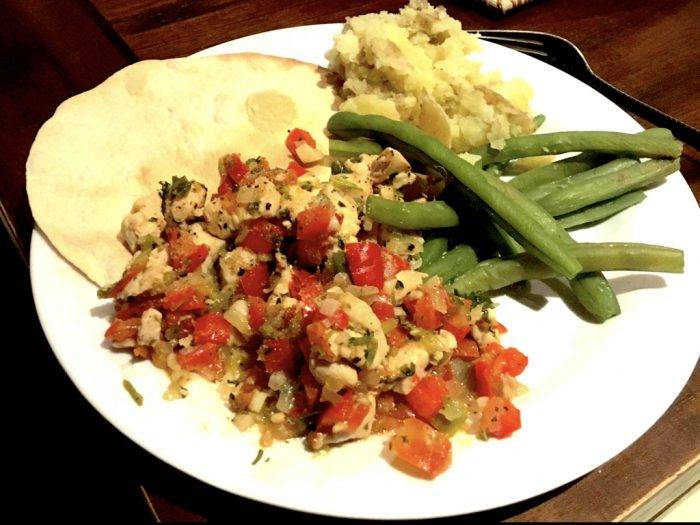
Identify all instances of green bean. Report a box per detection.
[509,152,605,191]
[450,242,684,295]
[557,191,646,230]
[420,245,479,282]
[508,129,671,191]
[482,131,682,164]
[420,238,449,268]
[329,138,383,159]
[365,195,459,229]
[538,159,679,217]
[524,158,639,202]
[327,112,583,279]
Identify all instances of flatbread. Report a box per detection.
[27,53,337,287]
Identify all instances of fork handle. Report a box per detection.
[587,73,699,149]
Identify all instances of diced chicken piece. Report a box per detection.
[236,176,280,218]
[187,223,226,274]
[119,193,165,253]
[219,247,258,286]
[137,308,162,346]
[384,269,427,302]
[119,247,173,299]
[323,186,360,241]
[383,229,424,269]
[279,184,318,220]
[203,195,241,239]
[382,341,431,394]
[167,181,207,223]
[392,171,417,189]
[369,148,411,183]
[311,362,359,391]
[325,287,389,368]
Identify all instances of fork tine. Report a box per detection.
[478,38,549,58]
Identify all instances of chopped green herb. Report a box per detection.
[401,363,416,377]
[252,449,264,465]
[349,334,373,346]
[329,251,348,273]
[159,176,192,204]
[122,379,143,406]
[330,160,350,175]
[300,181,314,191]
[467,292,494,309]
[246,201,260,213]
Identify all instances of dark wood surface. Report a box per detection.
[3,0,698,521]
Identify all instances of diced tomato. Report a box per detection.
[239,263,269,298]
[494,347,528,377]
[176,342,224,379]
[480,396,521,439]
[442,309,471,341]
[328,309,349,330]
[345,242,384,288]
[106,263,145,298]
[105,317,140,342]
[453,338,480,360]
[247,295,267,332]
[300,364,321,406]
[408,295,443,330]
[238,219,285,254]
[296,206,333,240]
[162,286,206,312]
[296,239,328,267]
[371,295,395,321]
[316,391,370,433]
[306,320,332,358]
[405,375,449,421]
[374,392,416,432]
[290,269,323,321]
[167,228,209,274]
[115,295,162,320]
[387,326,409,349]
[389,417,452,479]
[381,248,410,280]
[474,359,499,397]
[286,160,306,177]
[492,321,508,334]
[163,312,195,339]
[285,128,316,162]
[193,312,233,346]
[218,153,249,194]
[263,339,300,376]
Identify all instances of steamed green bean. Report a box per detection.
[557,191,646,229]
[365,196,459,229]
[420,245,479,282]
[420,238,449,268]
[450,242,684,295]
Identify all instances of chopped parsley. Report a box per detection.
[252,449,264,465]
[159,176,192,205]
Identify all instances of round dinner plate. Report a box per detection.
[30,23,700,520]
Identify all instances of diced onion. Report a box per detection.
[234,413,255,431]
[224,299,251,337]
[248,389,268,413]
[317,298,340,317]
[295,142,324,164]
[276,382,296,413]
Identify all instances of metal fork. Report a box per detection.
[469,30,700,148]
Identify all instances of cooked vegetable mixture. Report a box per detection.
[101,128,528,478]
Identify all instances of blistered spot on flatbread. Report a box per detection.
[125,68,148,96]
[245,90,297,132]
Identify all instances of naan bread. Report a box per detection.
[27,53,336,286]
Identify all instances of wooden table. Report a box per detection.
[3,0,698,521]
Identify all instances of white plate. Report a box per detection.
[30,24,700,520]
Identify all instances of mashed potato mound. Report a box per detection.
[326,0,536,152]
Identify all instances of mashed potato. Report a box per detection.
[326,0,536,152]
